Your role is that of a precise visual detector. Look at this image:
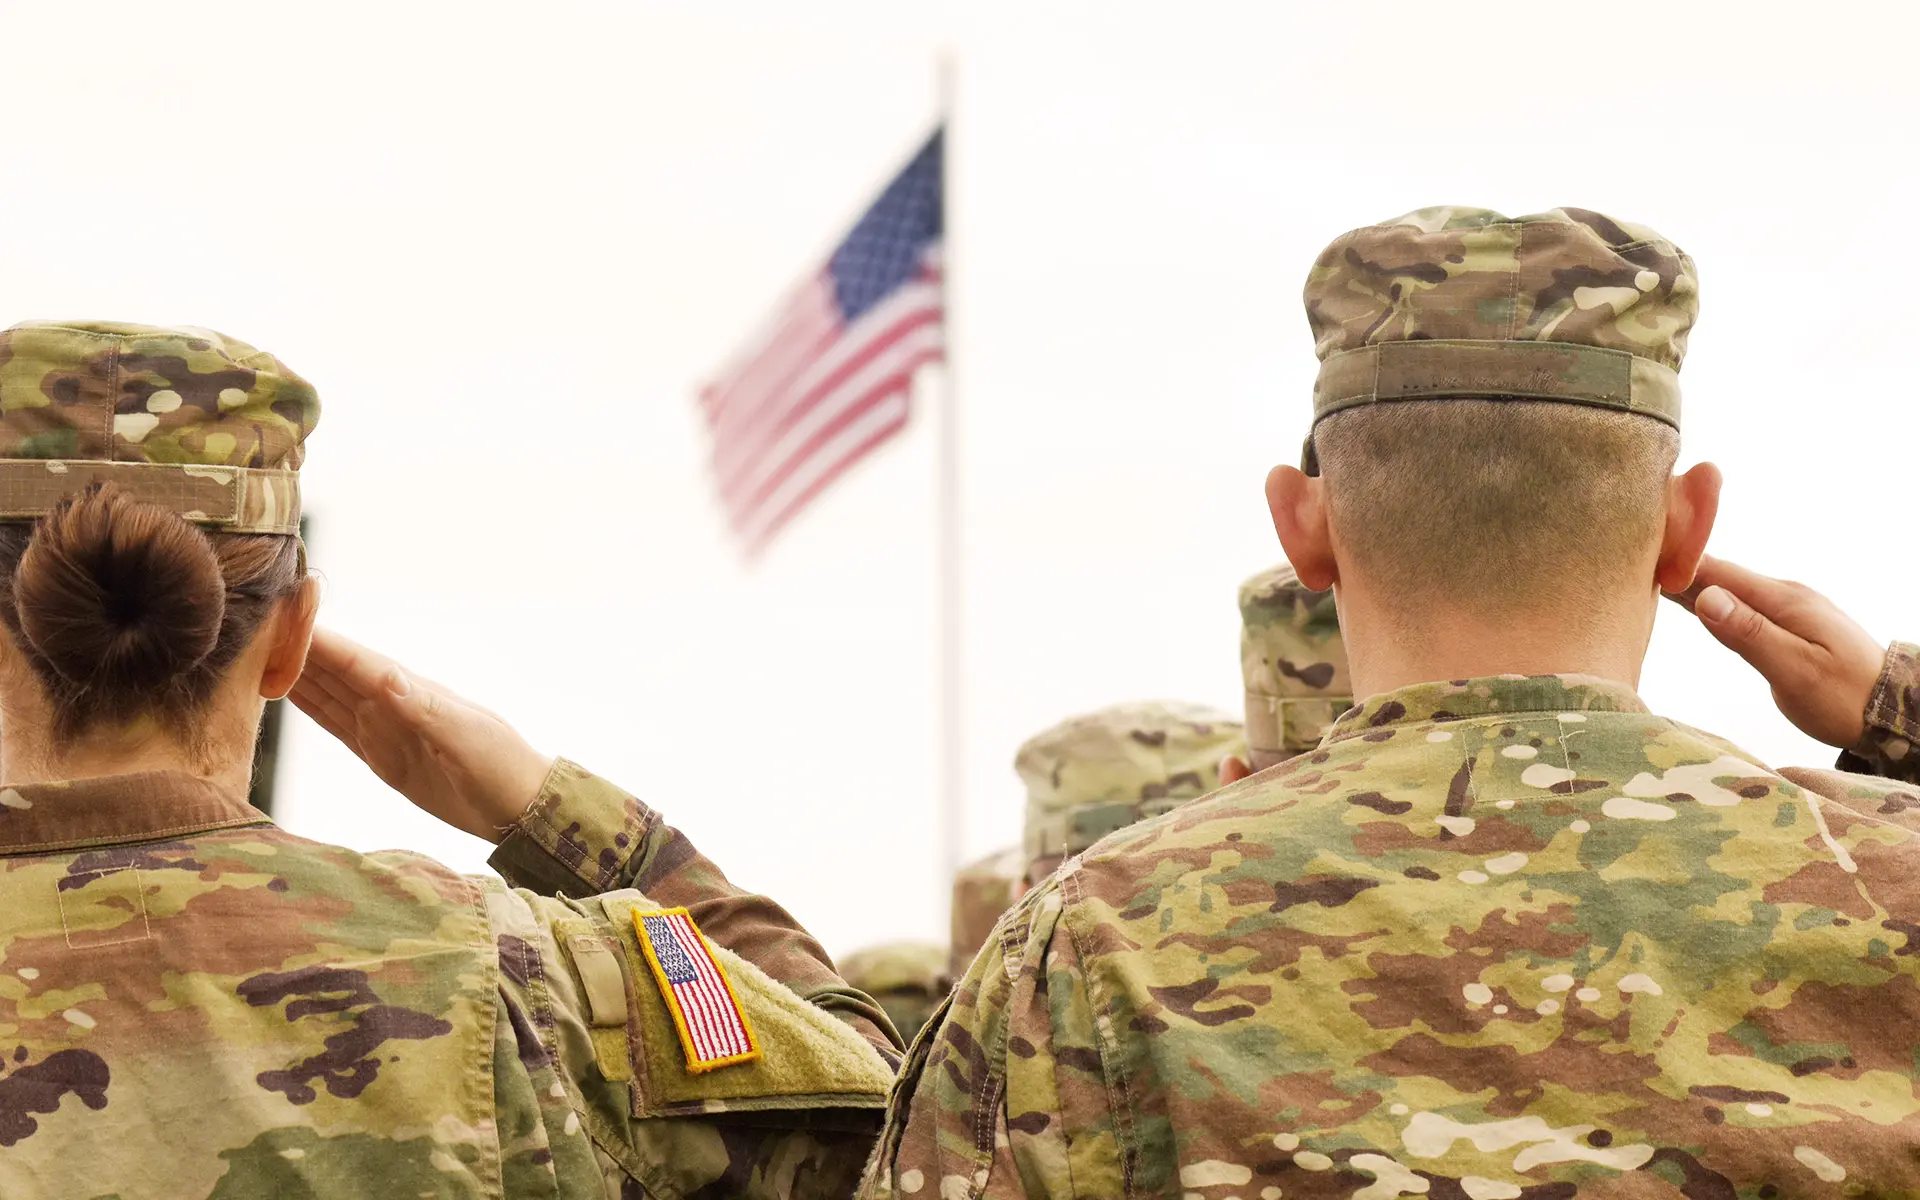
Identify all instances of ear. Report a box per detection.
[1265,464,1337,590]
[1654,461,1723,594]
[259,577,321,702]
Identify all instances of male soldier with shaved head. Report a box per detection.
[860,208,1920,1196]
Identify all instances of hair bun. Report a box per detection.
[13,485,226,691]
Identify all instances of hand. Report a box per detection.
[289,627,555,843]
[1666,555,1885,749]
[1219,755,1252,786]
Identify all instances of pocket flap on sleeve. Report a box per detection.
[599,894,895,1119]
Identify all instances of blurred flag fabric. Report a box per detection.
[700,128,945,552]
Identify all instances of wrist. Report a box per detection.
[485,751,559,843]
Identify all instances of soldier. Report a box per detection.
[839,942,952,1046]
[861,209,1920,1196]
[947,846,1023,981]
[0,322,895,1199]
[947,705,1245,987]
[1015,700,1245,888]
[1225,561,1353,781]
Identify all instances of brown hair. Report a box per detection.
[1315,400,1680,616]
[0,484,306,743]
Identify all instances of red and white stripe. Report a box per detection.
[700,247,944,552]
[662,912,753,1063]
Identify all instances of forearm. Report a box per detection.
[490,759,901,1058]
[1836,642,1920,784]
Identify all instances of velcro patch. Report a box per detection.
[632,907,760,1073]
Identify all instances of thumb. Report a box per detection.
[1693,584,1799,673]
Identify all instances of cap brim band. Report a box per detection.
[1312,340,1681,426]
[0,461,300,535]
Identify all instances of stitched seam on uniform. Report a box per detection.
[459,873,505,1199]
[1060,865,1137,1199]
[0,814,271,856]
[1509,224,1523,340]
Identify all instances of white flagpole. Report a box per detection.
[935,52,965,900]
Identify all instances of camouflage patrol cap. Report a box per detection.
[1018,701,1244,885]
[1302,207,1696,472]
[0,321,317,534]
[1239,562,1352,770]
[839,941,952,1045]
[949,845,1023,978]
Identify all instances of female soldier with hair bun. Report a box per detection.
[0,322,896,1200]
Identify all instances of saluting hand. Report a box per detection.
[289,628,555,843]
[1667,555,1885,749]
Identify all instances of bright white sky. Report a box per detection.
[1,1,1915,957]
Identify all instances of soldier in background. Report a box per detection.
[1016,700,1244,887]
[839,942,952,1046]
[1224,560,1352,781]
[947,846,1022,979]
[863,207,1920,1196]
[943,704,1245,987]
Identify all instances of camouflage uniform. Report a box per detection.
[840,943,953,1048]
[1239,562,1352,771]
[0,323,896,1199]
[1015,701,1245,888]
[861,211,1920,1197]
[949,847,1024,981]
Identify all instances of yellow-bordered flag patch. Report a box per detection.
[631,907,761,1073]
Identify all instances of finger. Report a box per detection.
[1693,583,1811,676]
[289,686,366,760]
[302,628,412,703]
[304,628,479,722]
[289,674,358,731]
[295,667,387,732]
[1690,555,1808,623]
[1219,755,1252,785]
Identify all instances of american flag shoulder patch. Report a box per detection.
[631,907,762,1073]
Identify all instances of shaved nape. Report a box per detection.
[1314,400,1680,619]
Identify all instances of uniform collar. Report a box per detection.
[0,771,269,855]
[1325,674,1649,744]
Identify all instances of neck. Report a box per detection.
[0,704,259,797]
[1336,585,1655,701]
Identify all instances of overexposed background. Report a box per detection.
[0,1,1913,957]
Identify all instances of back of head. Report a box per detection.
[0,321,316,750]
[1301,208,1693,623]
[1238,562,1351,769]
[1016,700,1243,885]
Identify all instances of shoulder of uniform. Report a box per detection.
[594,893,893,1119]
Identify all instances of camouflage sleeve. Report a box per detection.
[859,877,1121,1200]
[489,759,900,1059]
[486,879,894,1199]
[1835,642,1920,784]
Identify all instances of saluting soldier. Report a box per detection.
[861,209,1920,1196]
[0,322,896,1200]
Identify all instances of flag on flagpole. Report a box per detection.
[699,129,944,552]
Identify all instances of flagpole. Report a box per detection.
[935,51,965,899]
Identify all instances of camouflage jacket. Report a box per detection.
[0,758,897,1199]
[863,646,1920,1198]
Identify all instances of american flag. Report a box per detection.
[637,910,759,1071]
[700,128,945,552]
